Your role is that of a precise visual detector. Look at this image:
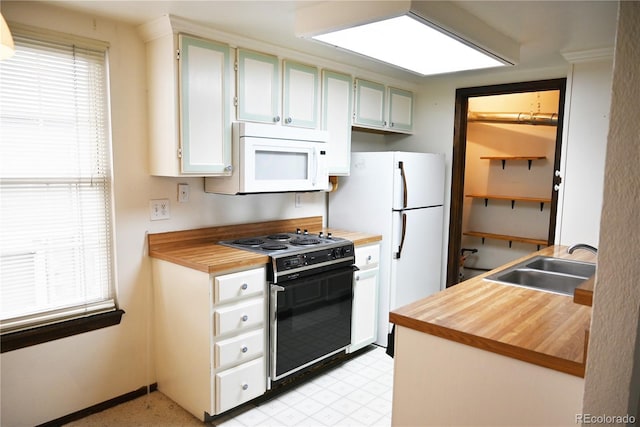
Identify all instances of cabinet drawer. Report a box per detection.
[215,357,265,414]
[355,244,380,268]
[214,329,264,369]
[214,267,265,304]
[214,298,264,336]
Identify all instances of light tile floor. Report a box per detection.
[218,345,393,427]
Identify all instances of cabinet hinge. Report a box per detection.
[176,49,181,60]
[233,96,238,107]
[234,61,238,72]
[177,147,182,159]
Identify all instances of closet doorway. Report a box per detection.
[446,79,567,288]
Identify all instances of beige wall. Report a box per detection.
[583,1,640,419]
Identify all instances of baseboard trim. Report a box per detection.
[36,383,158,427]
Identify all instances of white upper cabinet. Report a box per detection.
[236,56,318,129]
[388,87,414,132]
[236,49,280,124]
[179,35,233,174]
[353,78,414,133]
[139,16,233,176]
[283,61,319,128]
[322,70,353,175]
[354,79,386,128]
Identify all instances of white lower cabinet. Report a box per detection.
[214,298,264,336]
[215,357,265,413]
[349,243,380,353]
[214,329,264,368]
[152,260,267,421]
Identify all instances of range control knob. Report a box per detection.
[318,231,324,238]
[332,247,344,258]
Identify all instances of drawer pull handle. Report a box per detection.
[241,346,248,353]
[241,314,249,322]
[241,283,248,290]
[242,383,249,391]
[355,275,360,281]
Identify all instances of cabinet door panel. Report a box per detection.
[322,70,352,175]
[237,50,280,123]
[350,267,379,352]
[388,87,414,132]
[179,35,231,174]
[354,79,385,128]
[283,61,318,128]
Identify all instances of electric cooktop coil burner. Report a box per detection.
[267,234,292,241]
[290,238,322,246]
[233,238,266,246]
[261,243,289,251]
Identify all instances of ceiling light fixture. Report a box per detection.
[313,14,506,76]
[296,1,518,77]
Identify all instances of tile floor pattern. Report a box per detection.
[218,345,393,427]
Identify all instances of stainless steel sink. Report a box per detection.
[525,257,595,278]
[484,256,595,295]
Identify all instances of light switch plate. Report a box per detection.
[150,199,170,220]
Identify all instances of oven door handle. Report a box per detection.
[269,283,285,384]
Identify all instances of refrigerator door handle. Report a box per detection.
[398,161,408,209]
[395,213,407,259]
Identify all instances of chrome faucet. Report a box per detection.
[567,243,598,254]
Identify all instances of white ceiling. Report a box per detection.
[50,0,619,83]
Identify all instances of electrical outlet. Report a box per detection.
[294,193,302,208]
[178,183,189,203]
[150,199,170,220]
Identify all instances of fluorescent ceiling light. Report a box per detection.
[312,14,507,76]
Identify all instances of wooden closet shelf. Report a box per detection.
[463,231,549,248]
[480,156,546,170]
[466,194,551,210]
[466,194,551,203]
[480,156,546,161]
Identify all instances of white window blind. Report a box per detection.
[0,26,116,334]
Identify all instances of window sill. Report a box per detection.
[1,309,125,353]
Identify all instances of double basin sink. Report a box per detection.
[485,256,595,296]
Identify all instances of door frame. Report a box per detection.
[445,78,567,288]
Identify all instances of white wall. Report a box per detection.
[583,1,640,419]
[0,3,327,426]
[556,58,613,247]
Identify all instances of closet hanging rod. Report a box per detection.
[467,111,558,126]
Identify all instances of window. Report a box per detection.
[0,24,122,349]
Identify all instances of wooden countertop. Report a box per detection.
[390,246,596,378]
[147,216,382,274]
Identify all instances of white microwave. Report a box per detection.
[204,122,330,194]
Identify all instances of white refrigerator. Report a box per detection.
[328,151,445,346]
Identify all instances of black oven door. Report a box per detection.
[270,265,354,382]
